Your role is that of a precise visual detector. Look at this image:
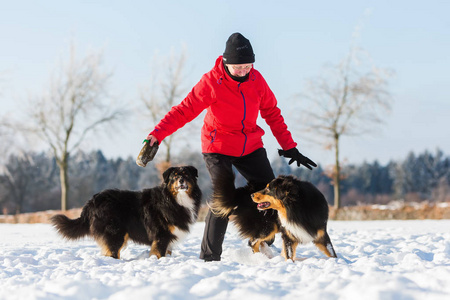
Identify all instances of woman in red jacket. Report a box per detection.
[146,33,316,261]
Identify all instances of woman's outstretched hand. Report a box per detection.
[278,148,317,170]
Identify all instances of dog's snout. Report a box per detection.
[179,178,185,184]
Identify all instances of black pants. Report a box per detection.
[199,148,275,261]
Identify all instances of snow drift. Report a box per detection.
[1,220,449,299]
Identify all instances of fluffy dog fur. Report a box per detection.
[209,172,280,253]
[50,166,201,259]
[251,175,337,261]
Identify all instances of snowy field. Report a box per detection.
[1,220,450,300]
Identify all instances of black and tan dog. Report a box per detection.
[251,175,337,261]
[209,172,280,254]
[51,166,201,259]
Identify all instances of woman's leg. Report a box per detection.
[200,153,234,261]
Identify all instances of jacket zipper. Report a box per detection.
[238,83,247,157]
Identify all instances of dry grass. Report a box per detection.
[0,208,82,224]
[329,201,450,220]
[2,202,450,224]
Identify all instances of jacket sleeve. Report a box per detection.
[259,78,297,150]
[150,76,213,142]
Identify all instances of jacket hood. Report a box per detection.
[211,56,226,79]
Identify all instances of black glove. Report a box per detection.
[278,148,317,170]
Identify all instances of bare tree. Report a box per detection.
[298,46,393,209]
[0,73,18,164]
[0,153,49,214]
[27,45,125,210]
[140,46,193,165]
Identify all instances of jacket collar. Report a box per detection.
[214,56,253,83]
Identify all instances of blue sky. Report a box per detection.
[1,0,449,166]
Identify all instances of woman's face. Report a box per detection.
[226,64,253,77]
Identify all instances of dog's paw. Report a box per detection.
[260,242,275,259]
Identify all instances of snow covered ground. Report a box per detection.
[1,220,449,300]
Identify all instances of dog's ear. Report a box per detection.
[185,166,198,178]
[279,176,299,200]
[163,167,175,182]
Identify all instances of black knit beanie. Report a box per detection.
[223,33,255,64]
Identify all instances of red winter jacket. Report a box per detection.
[150,56,297,157]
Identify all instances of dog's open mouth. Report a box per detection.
[257,202,271,210]
[176,184,188,191]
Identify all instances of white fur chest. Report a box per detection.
[168,191,197,250]
[176,191,197,224]
[279,215,314,244]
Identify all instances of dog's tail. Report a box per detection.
[50,203,91,240]
[208,172,238,218]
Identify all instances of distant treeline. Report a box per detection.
[1,149,449,214]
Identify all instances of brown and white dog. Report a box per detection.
[251,175,337,261]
